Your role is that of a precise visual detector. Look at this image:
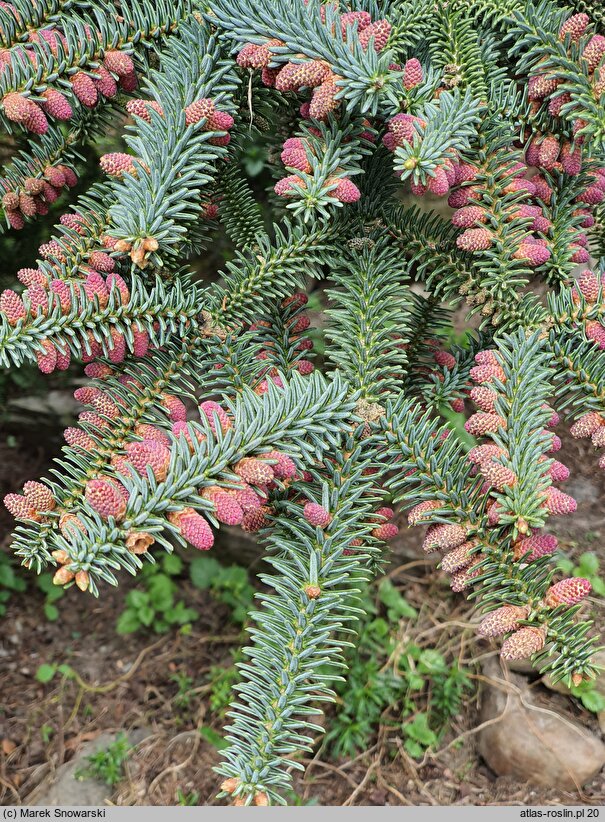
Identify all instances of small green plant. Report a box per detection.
[35,662,75,684]
[199,725,228,751]
[36,572,66,621]
[207,656,242,717]
[75,734,132,787]
[402,712,438,759]
[399,646,472,716]
[282,790,319,807]
[570,680,605,715]
[190,556,255,625]
[40,724,54,744]
[176,789,200,806]
[116,554,197,635]
[324,580,473,761]
[170,670,194,711]
[0,550,26,617]
[557,551,605,598]
[377,577,417,621]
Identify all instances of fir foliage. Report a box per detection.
[1,0,605,805]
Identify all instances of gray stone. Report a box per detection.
[564,477,599,506]
[541,672,574,695]
[503,657,536,675]
[24,729,149,806]
[479,660,605,790]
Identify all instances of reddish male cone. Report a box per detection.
[303,502,331,528]
[478,605,530,637]
[85,479,127,521]
[168,508,214,550]
[544,578,591,607]
[500,626,546,660]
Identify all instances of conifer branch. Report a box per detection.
[216,437,380,805]
[558,0,605,32]
[209,216,341,328]
[10,333,204,572]
[105,16,240,270]
[44,373,354,590]
[0,103,123,232]
[0,1,603,804]
[509,1,605,149]
[0,0,193,134]
[387,0,434,54]
[219,163,266,249]
[385,330,600,684]
[384,203,548,329]
[325,241,410,401]
[0,274,201,369]
[393,89,481,184]
[427,5,489,98]
[207,0,400,116]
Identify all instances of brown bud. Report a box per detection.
[53,566,75,585]
[254,792,269,806]
[571,672,584,688]
[114,239,132,253]
[304,584,321,599]
[354,398,385,424]
[130,245,148,267]
[220,777,240,794]
[51,549,70,565]
[75,570,90,591]
[125,530,155,554]
[141,236,159,252]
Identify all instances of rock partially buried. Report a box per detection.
[24,729,149,806]
[479,660,605,790]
